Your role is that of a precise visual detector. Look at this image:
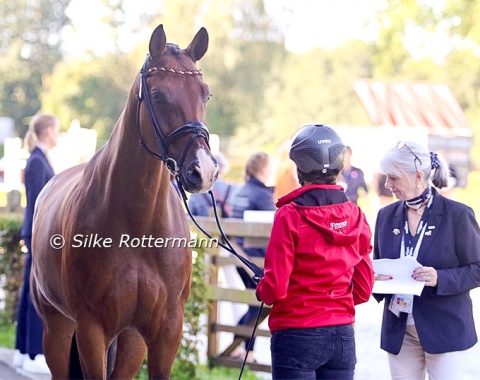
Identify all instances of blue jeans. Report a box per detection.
[271,324,356,379]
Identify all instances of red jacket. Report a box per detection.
[256,184,374,333]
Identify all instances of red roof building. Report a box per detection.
[352,80,472,187]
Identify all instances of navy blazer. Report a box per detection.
[21,147,54,239]
[373,188,480,354]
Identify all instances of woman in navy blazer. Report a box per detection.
[14,113,59,374]
[374,140,480,380]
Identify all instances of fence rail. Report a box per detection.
[188,216,273,373]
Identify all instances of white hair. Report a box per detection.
[380,140,450,189]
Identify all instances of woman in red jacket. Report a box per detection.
[256,124,374,380]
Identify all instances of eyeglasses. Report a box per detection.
[397,141,422,166]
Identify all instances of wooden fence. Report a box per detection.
[188,216,273,373]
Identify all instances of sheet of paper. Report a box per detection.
[372,256,425,296]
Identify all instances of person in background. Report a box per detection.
[229,151,276,362]
[341,146,368,204]
[188,152,236,218]
[376,172,394,208]
[373,140,480,380]
[13,113,60,375]
[272,139,300,202]
[256,124,374,379]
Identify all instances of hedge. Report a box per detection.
[0,213,24,326]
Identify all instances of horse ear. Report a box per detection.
[186,27,209,62]
[149,24,167,61]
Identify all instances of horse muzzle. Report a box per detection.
[180,150,218,193]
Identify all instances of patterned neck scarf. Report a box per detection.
[405,186,431,210]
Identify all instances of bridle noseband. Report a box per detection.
[135,55,210,177]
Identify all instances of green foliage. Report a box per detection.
[41,53,136,145]
[0,0,71,134]
[0,323,15,348]
[171,241,209,380]
[254,40,373,150]
[0,213,24,326]
[160,0,287,138]
[444,0,480,44]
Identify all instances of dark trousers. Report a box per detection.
[271,324,356,379]
[236,267,261,352]
[15,237,44,358]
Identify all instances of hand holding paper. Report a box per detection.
[372,256,425,296]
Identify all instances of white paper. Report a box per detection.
[372,256,426,296]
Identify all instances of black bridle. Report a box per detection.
[135,55,210,177]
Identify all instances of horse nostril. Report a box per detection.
[186,161,202,189]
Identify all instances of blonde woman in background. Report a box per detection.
[229,151,276,362]
[13,113,60,375]
[273,139,300,202]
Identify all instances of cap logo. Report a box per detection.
[318,139,331,144]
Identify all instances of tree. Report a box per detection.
[262,40,373,149]
[443,0,480,45]
[371,0,480,160]
[41,52,138,146]
[0,0,71,135]
[155,0,286,141]
[203,0,286,141]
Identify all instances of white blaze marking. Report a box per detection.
[196,149,218,190]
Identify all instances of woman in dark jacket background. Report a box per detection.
[229,151,276,362]
[13,113,59,374]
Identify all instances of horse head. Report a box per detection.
[137,24,218,193]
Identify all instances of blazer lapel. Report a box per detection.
[390,203,404,259]
[416,193,444,263]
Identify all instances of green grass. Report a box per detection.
[135,362,262,380]
[0,323,16,348]
[197,366,261,379]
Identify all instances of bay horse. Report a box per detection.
[30,24,218,379]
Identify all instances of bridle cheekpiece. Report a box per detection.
[135,55,210,178]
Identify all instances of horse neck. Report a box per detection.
[99,92,171,205]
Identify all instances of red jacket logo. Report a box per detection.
[330,220,347,229]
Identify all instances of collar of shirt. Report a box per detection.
[36,142,49,155]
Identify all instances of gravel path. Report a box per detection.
[217,287,480,379]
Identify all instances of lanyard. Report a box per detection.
[401,196,433,258]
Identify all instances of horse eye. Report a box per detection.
[152,92,167,104]
[207,93,213,103]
